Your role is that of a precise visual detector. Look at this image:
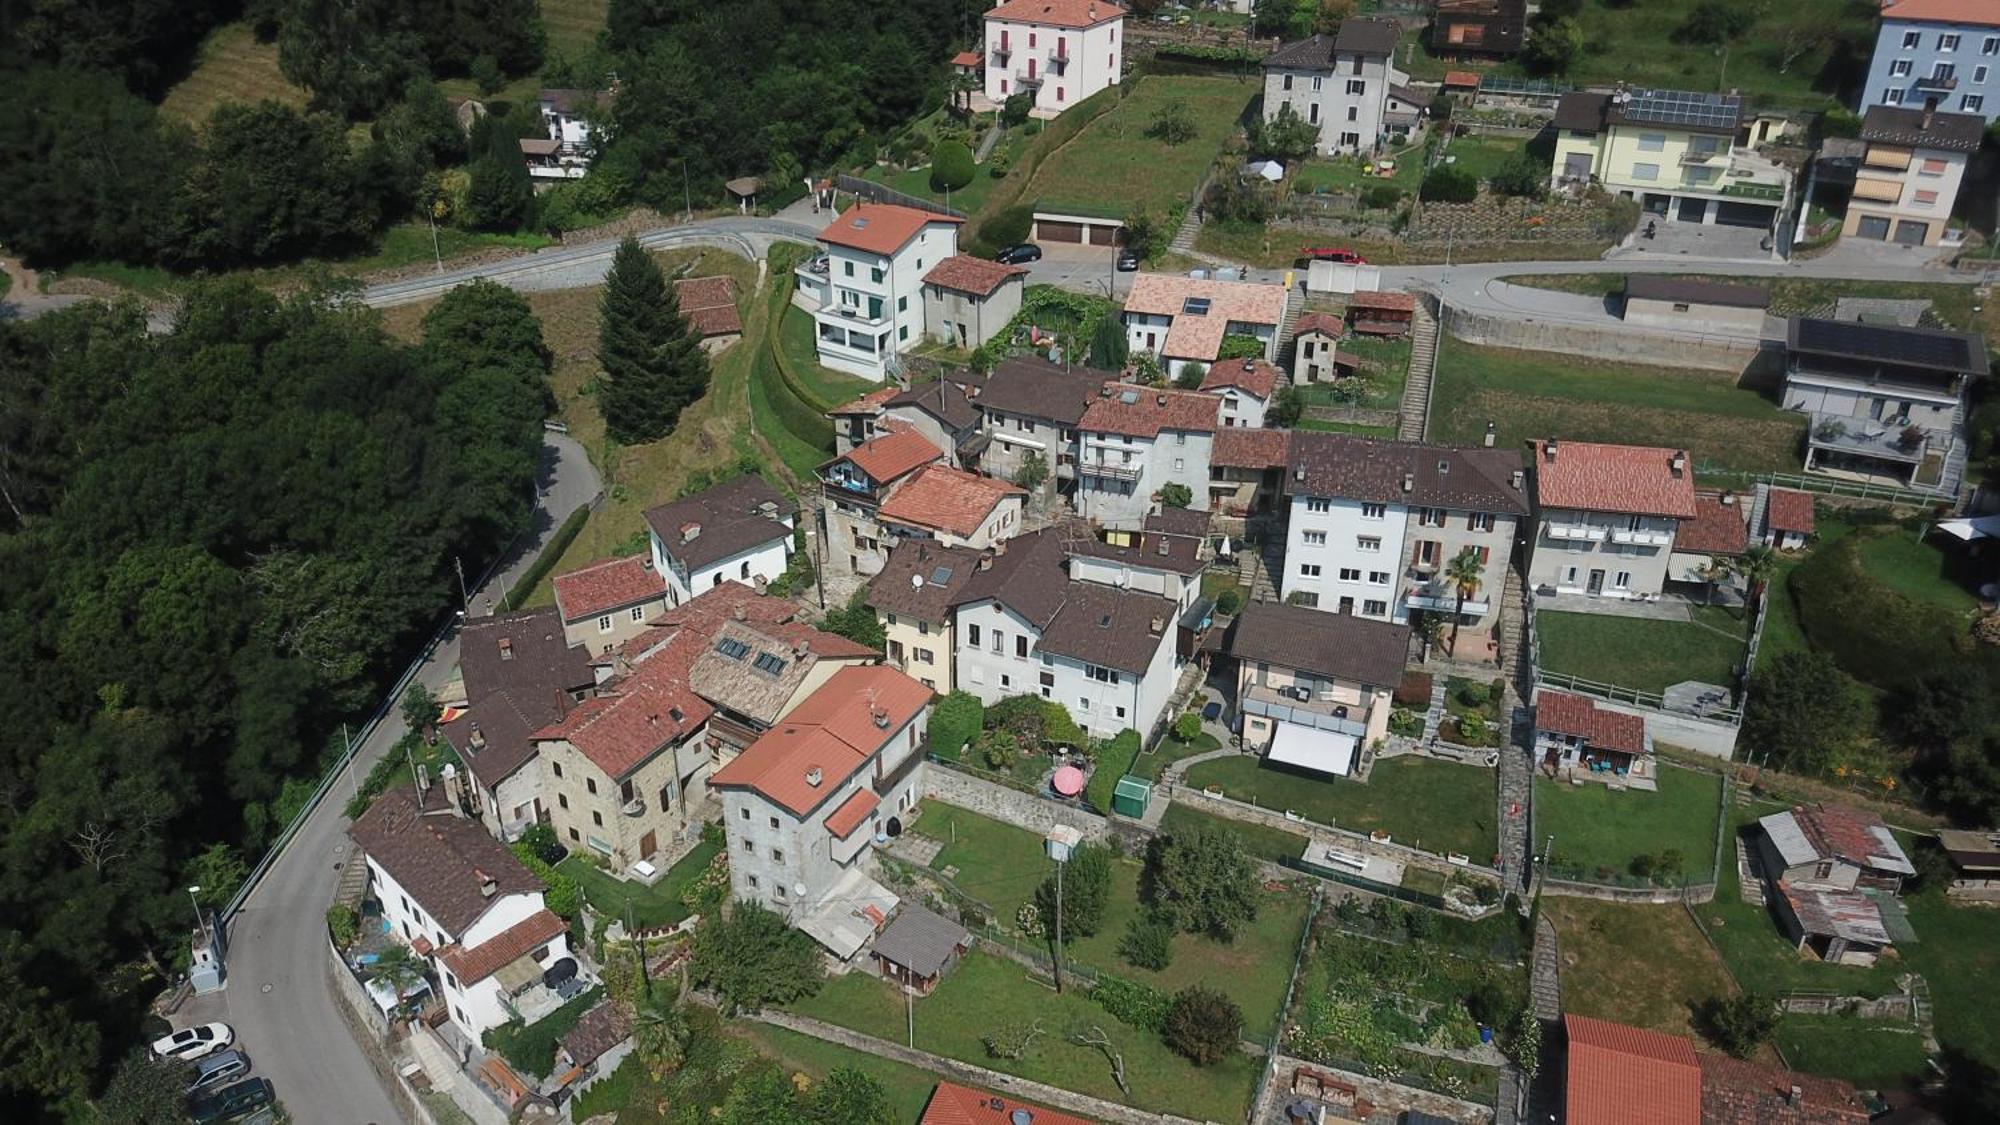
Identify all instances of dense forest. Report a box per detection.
[0,278,551,1116]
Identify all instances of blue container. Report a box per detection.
[1480,1025,1495,1044]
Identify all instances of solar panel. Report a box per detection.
[1183,297,1211,315]
[753,652,788,675]
[716,638,750,660]
[1795,318,1973,371]
[930,566,954,585]
[1620,88,1739,130]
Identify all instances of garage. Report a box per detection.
[1089,224,1117,246]
[1854,215,1891,240]
[1265,722,1359,778]
[1894,219,1929,245]
[1713,200,1777,229]
[1035,219,1084,243]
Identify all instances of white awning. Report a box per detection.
[1937,515,2000,542]
[1266,722,1358,777]
[798,868,899,961]
[365,974,431,1014]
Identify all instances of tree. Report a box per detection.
[1122,207,1164,261]
[1014,455,1050,491]
[820,590,886,650]
[930,691,984,757]
[1119,910,1175,970]
[1002,92,1035,127]
[1147,100,1198,145]
[1163,985,1244,1065]
[1696,993,1777,1058]
[187,843,249,910]
[1268,385,1304,427]
[1251,0,1296,38]
[1420,164,1478,203]
[1488,153,1546,198]
[171,101,378,268]
[1035,842,1112,939]
[1731,545,1779,605]
[1678,1,1755,46]
[1143,826,1259,940]
[1250,104,1319,164]
[463,119,535,231]
[402,682,443,741]
[597,237,707,443]
[277,0,427,118]
[1522,15,1583,76]
[721,1063,803,1124]
[1743,652,1871,774]
[632,996,691,1078]
[1445,548,1486,652]
[1090,315,1130,370]
[982,1019,1045,1059]
[691,901,825,1013]
[930,139,975,193]
[101,1051,193,1125]
[1172,712,1203,742]
[1174,366,1205,391]
[1774,18,1834,73]
[804,1067,896,1125]
[1158,483,1194,509]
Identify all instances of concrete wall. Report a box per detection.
[1623,298,1768,336]
[922,765,1113,843]
[1581,692,1742,758]
[1441,305,1762,373]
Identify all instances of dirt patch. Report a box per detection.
[1545,897,1745,1045]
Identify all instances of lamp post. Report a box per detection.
[187,885,210,949]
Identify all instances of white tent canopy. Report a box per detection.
[1936,515,2000,542]
[1266,722,1358,777]
[1246,160,1285,182]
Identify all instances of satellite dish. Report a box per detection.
[911,573,924,589]
[793,882,808,898]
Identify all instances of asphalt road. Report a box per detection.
[192,433,600,1125]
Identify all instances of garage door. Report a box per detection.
[1712,201,1776,229]
[1037,220,1084,243]
[1854,215,1891,240]
[1894,219,1929,245]
[1088,224,1117,246]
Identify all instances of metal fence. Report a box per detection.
[833,174,967,219]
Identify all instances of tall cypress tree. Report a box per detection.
[596,237,707,443]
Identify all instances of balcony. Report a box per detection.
[1545,522,1608,542]
[1050,51,1070,74]
[1806,411,1938,466]
[1405,590,1491,616]
[1915,74,1959,92]
[1609,527,1673,547]
[1016,69,1043,88]
[1079,460,1142,481]
[621,796,646,818]
[991,42,1011,61]
[1679,148,1722,165]
[1242,684,1370,740]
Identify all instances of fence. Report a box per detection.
[1246,887,1325,1125]
[1166,782,1507,885]
[832,174,966,219]
[1529,766,1731,903]
[1282,856,1451,911]
[1750,470,1950,508]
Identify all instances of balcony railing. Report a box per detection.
[1608,527,1673,546]
[1079,460,1142,481]
[1242,685,1370,740]
[1016,69,1043,87]
[1721,179,1785,201]
[991,43,1011,60]
[1679,149,1722,165]
[1545,523,1608,542]
[1405,590,1491,616]
[1914,75,1959,92]
[1050,52,1070,73]
[1806,411,1936,465]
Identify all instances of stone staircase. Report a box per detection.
[1746,482,1771,544]
[1397,300,1440,442]
[1168,204,1204,255]
[1531,915,1562,1021]
[1239,537,1282,604]
[1495,566,1528,688]
[1421,676,1448,742]
[1276,286,1306,368]
[1941,395,1970,501]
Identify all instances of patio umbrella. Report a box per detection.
[1051,765,1085,797]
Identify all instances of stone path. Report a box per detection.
[1422,676,1448,743]
[1531,916,1562,1021]
[1398,300,1439,442]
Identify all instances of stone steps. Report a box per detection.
[1397,301,1439,442]
[1168,206,1203,254]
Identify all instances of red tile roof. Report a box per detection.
[552,555,666,623]
[1675,492,1750,556]
[920,1081,1099,1125]
[1879,0,2000,28]
[1697,1052,1871,1124]
[1564,1014,1702,1125]
[1444,69,1483,88]
[1530,440,1700,519]
[438,908,567,985]
[536,675,712,779]
[1079,385,1219,437]
[673,275,742,337]
[834,423,944,485]
[923,255,1028,296]
[1292,311,1346,339]
[1348,290,1418,312]
[1122,273,1289,363]
[830,386,901,416]
[710,666,933,816]
[878,464,1025,539]
[1794,803,1901,870]
[983,0,1127,30]
[1199,357,1281,400]
[824,787,880,840]
[1212,427,1292,469]
[1767,489,1815,535]
[1536,691,1646,756]
[818,204,963,257]
[951,49,984,67]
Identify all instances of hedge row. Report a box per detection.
[967,81,1130,247]
[503,502,593,611]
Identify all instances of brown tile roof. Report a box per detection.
[1263,33,1338,70]
[1037,581,1178,675]
[1553,91,1611,134]
[1122,274,1288,363]
[1444,70,1483,88]
[921,1081,1097,1125]
[1697,1052,1871,1125]
[830,386,901,416]
[1878,0,2000,26]
[1289,432,1529,514]
[983,0,1127,29]
[535,673,710,780]
[977,356,1116,426]
[552,555,666,623]
[1861,104,1988,153]
[1793,803,1914,874]
[1625,275,1770,310]
[951,49,984,67]
[442,610,597,791]
[879,465,1024,539]
[1766,490,1815,535]
[348,787,544,934]
[923,255,1028,296]
[1063,510,1208,576]
[710,666,933,816]
[833,424,945,486]
[1348,289,1418,313]
[867,542,987,626]
[560,1002,633,1069]
[642,474,792,572]
[1199,357,1281,400]
[1292,311,1345,339]
[673,275,742,337]
[1333,17,1400,55]
[951,528,1072,626]
[1535,691,1645,756]
[1079,385,1219,437]
[1675,492,1750,556]
[872,905,970,979]
[818,204,962,257]
[1430,0,1527,53]
[687,617,867,729]
[1563,1014,1702,1125]
[824,787,879,839]
[438,908,567,985]
[1225,601,1410,689]
[1529,440,1699,519]
[1212,427,1292,470]
[888,379,983,433]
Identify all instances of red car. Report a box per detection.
[1300,247,1367,264]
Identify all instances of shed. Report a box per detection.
[1621,275,1769,335]
[871,905,970,994]
[1113,774,1152,818]
[1345,290,1416,336]
[724,176,761,214]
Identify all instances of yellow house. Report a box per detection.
[1550,87,1791,234]
[866,540,986,694]
[1842,104,1980,247]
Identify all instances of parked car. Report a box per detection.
[190,1077,273,1124]
[1300,247,1367,264]
[994,244,1042,265]
[186,1050,251,1096]
[1115,245,1141,271]
[152,1022,233,1062]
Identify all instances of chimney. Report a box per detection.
[806,766,823,787]
[1149,616,1165,633]
[873,708,891,729]
[753,574,768,593]
[732,605,747,621]
[1721,491,1736,506]
[1156,394,1167,406]
[1788,1085,1803,1107]
[1293,466,1306,482]
[641,555,654,570]
[1671,449,1688,476]
[498,636,515,661]
[478,871,498,898]
[1921,104,1934,131]
[978,555,994,570]
[469,724,487,750]
[1401,472,1415,492]
[1436,459,1450,476]
[1483,421,1496,448]
[681,522,701,543]
[1544,439,1558,461]
[1510,469,1525,491]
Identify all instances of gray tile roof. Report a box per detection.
[1062,511,1208,576]
[871,905,970,978]
[1552,91,1610,134]
[889,379,981,433]
[866,541,987,626]
[1624,275,1770,310]
[1333,18,1400,56]
[1287,431,1529,514]
[1263,33,1336,70]
[442,609,597,790]
[950,528,1072,627]
[642,475,792,573]
[348,787,543,934]
[977,356,1114,427]
[1225,601,1410,690]
[1038,581,1178,676]
[1860,104,1986,153]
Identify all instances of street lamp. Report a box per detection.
[187,885,210,948]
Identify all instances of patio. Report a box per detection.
[1535,589,1694,620]
[1549,750,1658,793]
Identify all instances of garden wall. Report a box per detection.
[1539,876,1715,906]
[1261,1051,1496,1125]
[325,939,446,1125]
[921,764,1119,845]
[1168,785,1506,888]
[1440,305,1763,373]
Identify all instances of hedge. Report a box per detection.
[503,502,593,611]
[967,81,1129,247]
[481,985,604,1079]
[1085,729,1142,816]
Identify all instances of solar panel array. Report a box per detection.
[1796,318,1973,371]
[1622,88,1740,130]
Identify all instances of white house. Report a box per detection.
[348,786,575,1041]
[1526,440,1697,600]
[1199,357,1282,428]
[983,0,1126,118]
[1259,20,1412,155]
[523,89,611,180]
[1074,385,1219,528]
[642,474,795,607]
[1121,273,1289,375]
[1861,0,2000,123]
[795,204,965,380]
[1225,601,1407,775]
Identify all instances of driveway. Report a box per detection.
[186,432,601,1125]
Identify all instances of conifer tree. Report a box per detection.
[597,237,708,442]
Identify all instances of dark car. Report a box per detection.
[190,1077,273,1124]
[1201,700,1223,723]
[1115,245,1141,271]
[994,244,1042,265]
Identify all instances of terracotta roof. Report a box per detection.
[978,356,1116,426]
[818,203,962,257]
[1292,312,1345,339]
[920,1081,1097,1125]
[534,673,711,779]
[1036,581,1178,675]
[1122,274,1288,362]
[642,474,792,572]
[831,386,902,416]
[1444,70,1483,88]
[1078,385,1219,438]
[1535,691,1645,756]
[867,541,987,625]
[983,0,1126,29]
[878,464,1024,539]
[1200,357,1281,400]
[923,255,1028,296]
[348,787,544,935]
[951,49,984,67]
[709,666,932,816]
[1697,1052,1871,1125]
[1563,1014,1702,1125]
[1348,290,1418,313]
[1675,492,1750,556]
[833,424,945,486]
[1625,276,1769,310]
[1529,440,1699,519]
[1212,427,1292,470]
[552,555,666,623]
[560,1002,633,1069]
[1860,104,1987,153]
[438,908,567,985]
[1879,0,2000,27]
[442,609,597,791]
[688,617,874,728]
[673,275,742,337]
[1225,601,1410,689]
[1289,432,1529,514]
[824,787,880,839]
[1766,490,1815,535]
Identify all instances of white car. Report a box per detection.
[152,1022,234,1062]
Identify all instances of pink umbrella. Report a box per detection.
[1051,765,1086,797]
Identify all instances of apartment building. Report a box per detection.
[975,356,1114,493]
[1843,104,1983,246]
[1199,357,1282,428]
[868,541,986,693]
[1225,601,1407,777]
[1862,0,2000,123]
[1073,385,1219,528]
[551,555,668,653]
[795,204,965,380]
[983,0,1126,117]
[1122,273,1289,374]
[439,610,596,843]
[1064,508,1211,613]
[1784,316,1987,490]
[1282,433,1528,647]
[1526,440,1698,600]
[828,378,986,467]
[820,425,946,576]
[1549,87,1791,233]
[923,255,1028,353]
[1260,19,1416,155]
[643,475,795,607]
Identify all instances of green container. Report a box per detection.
[1112,775,1152,818]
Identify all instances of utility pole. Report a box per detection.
[1053,851,1065,994]
[1045,826,1080,993]
[682,159,693,223]
[454,556,470,616]
[906,986,915,1047]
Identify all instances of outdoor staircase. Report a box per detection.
[1397,299,1440,442]
[1495,566,1527,688]
[334,842,369,911]
[1746,482,1772,545]
[1940,396,1970,503]
[1421,676,1448,742]
[1240,537,1282,604]
[1531,916,1562,1020]
[1276,286,1306,368]
[1168,204,1204,255]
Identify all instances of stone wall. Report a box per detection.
[1259,1051,1496,1125]
[324,940,442,1125]
[921,764,1116,843]
[1442,304,1767,374]
[1539,876,1716,906]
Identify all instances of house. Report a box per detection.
[710,665,932,957]
[1668,489,1750,589]
[672,276,742,351]
[687,615,881,763]
[920,1082,1096,1125]
[975,356,1115,492]
[1429,0,1526,59]
[1199,357,1283,428]
[1224,601,1408,776]
[829,379,987,468]
[1620,276,1770,334]
[1757,804,1917,894]
[923,255,1028,353]
[1260,20,1415,156]
[1862,0,2000,123]
[552,555,669,653]
[348,786,574,1042]
[1762,488,1816,550]
[1770,881,1898,966]
[523,88,611,179]
[1292,312,1344,384]
[870,905,971,994]
[1527,440,1698,600]
[556,1000,632,1080]
[1122,273,1290,374]
[877,464,1026,549]
[1549,88,1792,233]
[1345,290,1416,337]
[1844,104,1984,246]
[1064,508,1212,613]
[440,610,597,842]
[1783,316,1987,490]
[1209,427,1293,519]
[820,425,947,576]
[1937,828,2000,901]
[982,0,1126,118]
[1074,384,1219,528]
[1562,1014,1703,1125]
[868,541,986,692]
[1697,1051,1871,1124]
[1283,432,1528,650]
[643,475,796,606]
[795,204,966,380]
[1533,690,1654,791]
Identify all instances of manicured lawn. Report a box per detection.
[778,303,879,410]
[1293,144,1424,196]
[1182,755,1496,862]
[1130,730,1221,782]
[1534,607,1750,697]
[557,838,720,929]
[734,1023,942,1124]
[1430,339,1806,475]
[1023,74,1257,216]
[1295,418,1397,437]
[160,22,311,126]
[1855,528,1981,614]
[1536,764,1723,884]
[790,951,1263,1121]
[1542,897,1741,1042]
[862,138,1016,218]
[1774,1017,1933,1090]
[1299,333,1407,412]
[911,803,1052,924]
[1158,801,1309,864]
[1443,133,1532,184]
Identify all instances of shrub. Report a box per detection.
[1216,588,1243,616]
[1092,974,1171,1031]
[1034,842,1112,938]
[1163,986,1245,1066]
[1359,183,1403,210]
[1172,712,1203,743]
[1001,93,1034,127]
[979,204,1034,250]
[1695,993,1777,1058]
[1175,362,1206,389]
[930,691,985,759]
[1159,482,1194,509]
[1217,334,1264,361]
[1455,682,1488,709]
[1404,907,1440,941]
[519,822,566,865]
[1420,165,1478,203]
[930,140,975,192]
[1487,153,1545,198]
[1394,671,1434,708]
[975,727,1022,771]
[1118,911,1176,971]
[691,902,825,1014]
[326,904,359,948]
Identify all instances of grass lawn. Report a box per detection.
[861,136,1018,218]
[790,951,1262,1121]
[1159,801,1309,864]
[1542,897,1742,1042]
[541,0,610,60]
[1296,418,1398,437]
[1183,755,1496,862]
[1293,141,1425,196]
[1536,764,1723,884]
[1534,607,1749,697]
[1023,74,1256,217]
[1774,1017,1933,1090]
[1854,527,1981,614]
[483,985,604,1077]
[1443,133,1532,184]
[778,303,878,410]
[1901,889,2000,1081]
[733,1022,942,1124]
[1754,515,1856,674]
[557,838,720,929]
[160,22,310,126]
[1430,338,1806,475]
[1130,730,1221,782]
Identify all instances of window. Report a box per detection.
[1115,706,1127,719]
[1176,432,1186,445]
[897,295,907,312]
[1357,536,1381,553]
[771,847,784,862]
[1312,75,1322,91]
[592,810,603,827]
[990,630,1003,654]
[740,807,749,820]
[1338,567,1360,581]
[1346,80,1365,95]
[1295,591,1320,607]
[1282,74,1293,91]
[843,260,854,277]
[596,614,612,632]
[1940,32,1961,52]
[1915,188,1940,205]
[1419,507,1445,527]
[1935,61,1957,81]
[1891,59,1912,77]
[1360,502,1386,519]
[870,266,884,283]
[1637,133,1666,152]
[1369,571,1390,585]
[1986,35,1999,56]
[769,815,779,828]
[1976,66,1990,83]
[1014,635,1028,659]
[899,326,909,342]
[1362,599,1387,616]
[1300,563,1323,577]
[1307,498,1333,513]
[747,874,758,888]
[1302,530,1327,546]
[1309,102,1320,125]
[1964,94,1986,112]
[1028,31,1035,47]
[1613,571,1632,590]
[1346,106,1358,122]
[774,885,787,901]
[553,762,563,779]
[1468,512,1495,532]
[742,838,753,851]
[558,793,569,809]
[568,826,579,842]
[1631,163,1660,181]
[1903,30,1921,49]
[967,623,981,647]
[629,605,645,622]
[915,647,934,665]
[1078,698,1090,713]
[586,778,597,795]
[1886,88,1906,105]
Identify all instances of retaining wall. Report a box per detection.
[1441,304,1764,373]
[1539,876,1716,905]
[324,940,442,1125]
[1260,1051,1495,1125]
[921,765,1120,843]
[1590,693,1741,759]
[1169,785,1506,884]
